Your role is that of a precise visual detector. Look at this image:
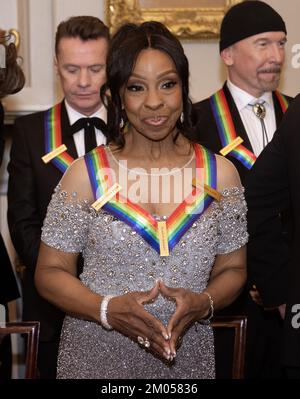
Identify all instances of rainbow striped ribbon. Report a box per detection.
[274,90,289,113]
[44,103,74,173]
[85,144,217,255]
[210,89,289,170]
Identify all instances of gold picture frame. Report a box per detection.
[106,0,242,40]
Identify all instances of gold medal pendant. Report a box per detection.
[157,221,169,257]
[220,136,244,156]
[91,183,122,211]
[42,144,67,163]
[192,178,221,202]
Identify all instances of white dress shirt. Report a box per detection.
[65,101,107,157]
[226,79,277,157]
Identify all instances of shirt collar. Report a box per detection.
[64,100,107,125]
[226,79,273,111]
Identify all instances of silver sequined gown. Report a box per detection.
[41,185,248,379]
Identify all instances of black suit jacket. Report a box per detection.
[193,85,292,378]
[193,84,292,297]
[245,93,300,367]
[7,100,78,341]
[0,102,20,305]
[193,83,291,185]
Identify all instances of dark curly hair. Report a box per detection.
[100,21,198,147]
[0,31,25,98]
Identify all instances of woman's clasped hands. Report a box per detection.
[106,280,212,362]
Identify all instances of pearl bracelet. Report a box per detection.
[100,295,115,330]
[200,291,214,325]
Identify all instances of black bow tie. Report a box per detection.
[68,117,107,136]
[68,117,107,153]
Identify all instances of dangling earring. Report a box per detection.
[120,117,124,129]
[180,112,184,123]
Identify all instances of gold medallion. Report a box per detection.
[157,221,169,257]
[41,144,67,163]
[91,183,122,211]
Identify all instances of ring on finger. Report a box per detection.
[137,336,150,348]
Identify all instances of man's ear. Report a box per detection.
[221,47,234,66]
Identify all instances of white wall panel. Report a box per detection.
[2,0,54,117]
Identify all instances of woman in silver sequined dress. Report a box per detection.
[35,22,247,379]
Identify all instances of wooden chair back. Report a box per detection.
[211,316,247,379]
[0,321,40,379]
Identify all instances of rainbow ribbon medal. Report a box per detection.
[43,103,74,173]
[85,144,217,256]
[210,89,289,170]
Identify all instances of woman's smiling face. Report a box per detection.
[121,48,183,142]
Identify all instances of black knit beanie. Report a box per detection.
[219,1,286,53]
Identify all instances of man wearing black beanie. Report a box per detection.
[194,1,291,379]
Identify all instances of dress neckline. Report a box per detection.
[104,144,199,221]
